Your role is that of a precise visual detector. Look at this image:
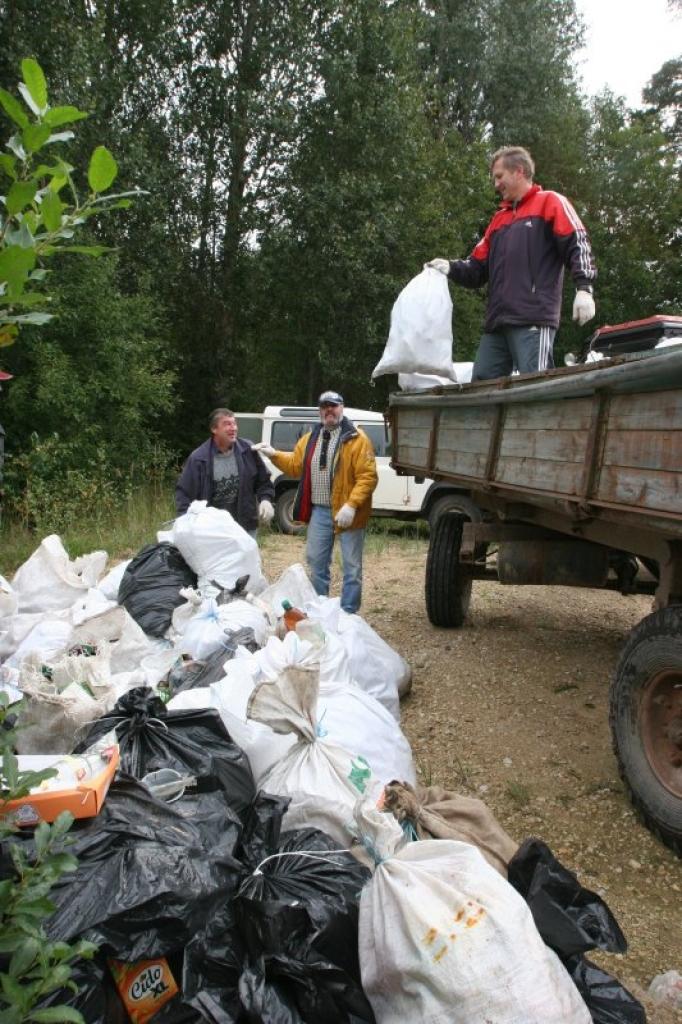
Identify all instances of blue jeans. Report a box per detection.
[306,505,365,613]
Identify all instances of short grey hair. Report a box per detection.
[209,407,235,430]
[490,146,535,180]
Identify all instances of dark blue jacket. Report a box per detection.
[175,437,274,531]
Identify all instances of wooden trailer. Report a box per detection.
[388,345,682,854]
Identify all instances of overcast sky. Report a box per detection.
[575,0,682,107]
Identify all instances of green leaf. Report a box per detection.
[33,820,50,855]
[29,1009,86,1024]
[0,88,29,130]
[0,246,36,298]
[44,107,88,128]
[12,896,56,917]
[40,189,62,232]
[5,180,37,215]
[0,971,26,1004]
[8,936,40,976]
[87,146,117,193]
[21,59,48,113]
[23,123,52,154]
[0,154,17,180]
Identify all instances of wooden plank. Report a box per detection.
[597,465,682,513]
[603,430,682,473]
[434,449,489,478]
[496,455,583,494]
[500,428,588,463]
[440,406,498,431]
[396,444,432,471]
[504,397,594,430]
[395,426,431,450]
[396,409,435,430]
[609,391,682,430]
[438,427,491,455]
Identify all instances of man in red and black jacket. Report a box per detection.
[428,146,596,381]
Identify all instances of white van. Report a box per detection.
[235,406,477,533]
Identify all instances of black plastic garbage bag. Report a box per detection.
[565,956,647,1024]
[45,776,243,960]
[508,837,626,956]
[508,838,645,1024]
[74,687,256,819]
[118,542,197,637]
[168,627,260,696]
[182,793,374,1023]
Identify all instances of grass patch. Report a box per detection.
[506,781,531,807]
[0,481,176,576]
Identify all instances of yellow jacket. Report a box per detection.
[270,418,378,531]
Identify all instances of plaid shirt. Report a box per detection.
[310,424,341,505]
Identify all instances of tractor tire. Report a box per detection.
[275,488,304,536]
[610,605,682,855]
[425,511,472,628]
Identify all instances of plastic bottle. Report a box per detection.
[281,599,307,632]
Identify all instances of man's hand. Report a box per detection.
[252,442,275,457]
[334,503,356,529]
[425,258,450,275]
[573,290,595,326]
[258,499,275,525]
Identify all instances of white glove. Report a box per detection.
[425,258,450,275]
[334,503,356,529]
[252,442,275,457]
[572,289,595,326]
[258,499,275,524]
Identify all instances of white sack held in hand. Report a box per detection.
[372,267,454,380]
[355,800,591,1024]
[168,500,266,595]
[247,665,378,844]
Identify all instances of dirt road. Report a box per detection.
[260,530,682,1023]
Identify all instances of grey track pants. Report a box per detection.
[472,324,556,381]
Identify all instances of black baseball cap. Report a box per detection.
[318,390,343,406]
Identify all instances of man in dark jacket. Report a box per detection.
[428,146,596,380]
[175,408,275,537]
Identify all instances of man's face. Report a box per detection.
[491,159,529,203]
[319,402,344,428]
[211,415,238,451]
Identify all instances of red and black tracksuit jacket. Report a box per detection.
[448,184,596,332]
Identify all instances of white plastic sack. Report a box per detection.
[12,535,107,614]
[178,597,270,661]
[372,267,453,380]
[16,655,117,754]
[96,559,131,601]
[355,801,591,1024]
[206,647,415,787]
[304,598,410,719]
[248,666,379,843]
[398,361,473,391]
[252,628,353,687]
[0,574,18,620]
[168,501,266,595]
[258,564,318,619]
[4,618,73,670]
[69,604,155,673]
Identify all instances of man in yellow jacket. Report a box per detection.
[255,390,378,613]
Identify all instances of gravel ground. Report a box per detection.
[260,530,682,1023]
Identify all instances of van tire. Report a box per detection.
[275,488,304,535]
[428,493,483,529]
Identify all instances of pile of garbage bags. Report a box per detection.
[0,499,645,1023]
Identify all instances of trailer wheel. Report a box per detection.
[427,493,483,530]
[610,606,682,855]
[275,489,304,535]
[425,512,472,627]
